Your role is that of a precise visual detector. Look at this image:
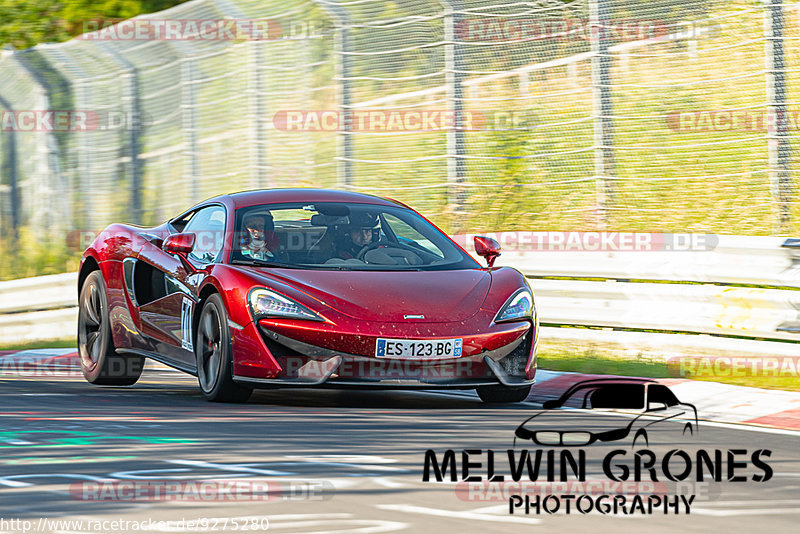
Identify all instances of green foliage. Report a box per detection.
[0,227,81,281]
[0,0,188,50]
[0,1,65,50]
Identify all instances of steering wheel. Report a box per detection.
[355,240,386,260]
[356,240,424,264]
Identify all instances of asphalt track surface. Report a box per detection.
[1,364,799,533]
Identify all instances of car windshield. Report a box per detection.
[559,383,647,410]
[229,202,479,271]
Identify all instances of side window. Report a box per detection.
[171,211,195,232]
[589,385,646,409]
[562,388,595,409]
[647,385,680,407]
[183,206,226,264]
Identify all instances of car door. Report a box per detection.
[643,384,696,443]
[134,205,226,368]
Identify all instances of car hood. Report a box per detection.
[241,267,492,323]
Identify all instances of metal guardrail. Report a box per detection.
[0,273,77,343]
[1,235,799,349]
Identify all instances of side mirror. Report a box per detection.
[474,236,501,268]
[163,233,195,255]
[163,233,198,273]
[542,399,560,410]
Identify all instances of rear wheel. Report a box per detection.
[476,384,531,403]
[78,270,144,385]
[195,293,252,403]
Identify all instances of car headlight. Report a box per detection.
[560,431,593,446]
[249,288,322,321]
[494,288,534,323]
[533,431,561,446]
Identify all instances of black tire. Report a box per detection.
[476,384,531,403]
[195,293,252,403]
[78,270,144,386]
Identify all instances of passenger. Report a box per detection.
[240,212,281,261]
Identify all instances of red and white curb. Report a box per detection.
[2,350,800,431]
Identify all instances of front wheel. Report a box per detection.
[78,270,144,386]
[476,384,531,403]
[195,293,252,403]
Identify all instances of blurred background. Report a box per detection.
[0,0,797,279]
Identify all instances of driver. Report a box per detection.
[334,211,379,260]
[240,212,281,261]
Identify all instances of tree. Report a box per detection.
[0,0,188,50]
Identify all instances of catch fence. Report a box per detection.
[0,0,799,267]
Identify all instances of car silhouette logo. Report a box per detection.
[514,378,698,448]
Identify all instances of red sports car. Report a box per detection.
[77,189,538,403]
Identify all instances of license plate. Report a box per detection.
[375,338,463,359]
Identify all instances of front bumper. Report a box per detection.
[231,318,536,389]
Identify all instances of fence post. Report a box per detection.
[589,0,615,227]
[0,92,19,237]
[181,58,200,202]
[98,43,142,224]
[442,0,467,225]
[315,1,353,187]
[250,40,267,189]
[210,0,267,190]
[35,46,93,230]
[333,6,353,187]
[15,50,74,234]
[765,0,792,231]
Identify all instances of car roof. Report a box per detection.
[202,189,401,210]
[557,377,656,396]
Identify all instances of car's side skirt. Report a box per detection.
[116,348,198,376]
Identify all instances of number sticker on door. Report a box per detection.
[181,297,194,351]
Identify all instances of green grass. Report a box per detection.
[0,339,76,351]
[538,347,672,378]
[538,346,800,392]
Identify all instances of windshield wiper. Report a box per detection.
[230,259,303,269]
